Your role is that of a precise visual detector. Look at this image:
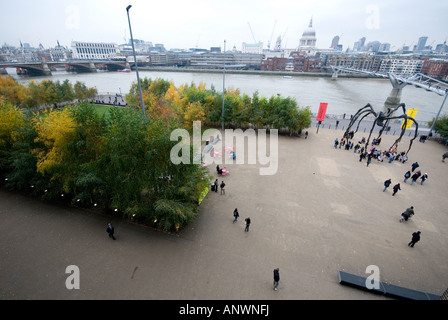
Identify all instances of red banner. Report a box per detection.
[316,103,328,122]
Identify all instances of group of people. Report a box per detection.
[334,137,355,151]
[398,207,421,247]
[232,208,251,232]
[333,132,429,249]
[403,162,428,185]
[214,166,251,231]
[334,135,411,168]
[383,178,402,196]
[383,161,428,196]
[211,174,226,195]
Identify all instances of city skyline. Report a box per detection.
[1,0,447,52]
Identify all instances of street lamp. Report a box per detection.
[126,5,145,119]
[221,40,226,132]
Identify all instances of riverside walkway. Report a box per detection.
[1,127,447,300]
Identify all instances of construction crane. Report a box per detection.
[273,28,288,51]
[248,22,257,43]
[267,20,277,50]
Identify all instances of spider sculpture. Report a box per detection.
[343,103,418,155]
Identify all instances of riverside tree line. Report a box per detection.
[1,75,313,231]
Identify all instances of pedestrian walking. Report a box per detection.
[334,138,339,149]
[214,179,218,192]
[273,268,280,291]
[233,208,239,223]
[220,180,226,195]
[410,171,421,185]
[106,223,116,240]
[392,183,401,196]
[404,170,411,183]
[383,178,392,192]
[245,217,251,232]
[359,151,366,162]
[366,154,372,167]
[442,152,448,162]
[305,131,308,139]
[411,161,419,172]
[400,206,414,222]
[408,231,421,247]
[420,173,428,185]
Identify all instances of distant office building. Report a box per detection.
[50,44,71,61]
[233,52,263,69]
[378,58,423,75]
[366,41,381,53]
[421,58,448,79]
[330,36,340,49]
[260,52,321,72]
[71,41,118,60]
[324,53,375,70]
[190,52,235,68]
[435,43,447,54]
[149,52,166,65]
[242,42,263,54]
[378,43,391,52]
[353,37,366,51]
[152,44,167,53]
[416,36,428,52]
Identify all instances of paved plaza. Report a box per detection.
[1,125,448,300]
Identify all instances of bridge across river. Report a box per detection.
[0,59,138,76]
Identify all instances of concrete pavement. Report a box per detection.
[1,126,448,300]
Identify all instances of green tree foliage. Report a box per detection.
[0,75,93,108]
[428,115,448,138]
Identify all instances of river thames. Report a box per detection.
[7,68,447,122]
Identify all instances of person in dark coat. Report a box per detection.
[410,171,421,185]
[392,183,401,196]
[106,223,116,240]
[411,162,419,172]
[442,152,448,162]
[404,171,411,183]
[383,179,392,192]
[245,217,251,232]
[233,208,239,223]
[273,268,280,291]
[420,173,428,185]
[220,180,226,195]
[408,231,421,247]
[400,206,415,222]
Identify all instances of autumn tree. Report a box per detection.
[32,108,77,194]
[0,100,26,175]
[0,75,28,106]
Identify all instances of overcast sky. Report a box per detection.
[1,0,447,51]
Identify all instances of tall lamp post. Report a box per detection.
[126,5,145,119]
[221,40,226,132]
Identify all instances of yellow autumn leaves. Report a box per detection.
[32,108,76,176]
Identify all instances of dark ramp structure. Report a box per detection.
[338,271,440,300]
